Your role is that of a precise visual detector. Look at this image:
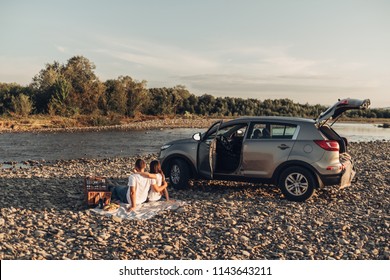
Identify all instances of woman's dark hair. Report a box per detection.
[150,160,165,182]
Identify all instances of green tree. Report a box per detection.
[181,93,197,114]
[63,56,106,114]
[31,56,105,115]
[171,85,191,114]
[47,77,72,116]
[113,76,148,117]
[11,93,33,117]
[31,61,63,113]
[145,86,193,115]
[0,83,32,115]
[195,94,215,115]
[103,79,127,115]
[146,87,171,115]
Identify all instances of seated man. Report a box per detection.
[110,159,157,211]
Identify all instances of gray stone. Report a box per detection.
[339,238,350,245]
[241,250,251,257]
[240,236,250,242]
[164,245,173,252]
[34,230,46,237]
[112,216,122,223]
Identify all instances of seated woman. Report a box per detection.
[134,160,170,202]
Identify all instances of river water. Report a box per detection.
[0,123,389,163]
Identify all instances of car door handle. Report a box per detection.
[278,144,290,150]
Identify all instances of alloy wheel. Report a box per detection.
[285,172,309,196]
[170,164,181,185]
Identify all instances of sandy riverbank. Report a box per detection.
[0,115,219,133]
[0,141,389,260]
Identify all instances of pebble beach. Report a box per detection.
[0,141,389,260]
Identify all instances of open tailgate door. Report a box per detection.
[316,98,370,127]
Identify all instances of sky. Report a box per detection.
[1,0,389,107]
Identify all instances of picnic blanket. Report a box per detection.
[91,200,187,220]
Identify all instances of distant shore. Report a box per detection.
[0,115,219,134]
[0,115,389,133]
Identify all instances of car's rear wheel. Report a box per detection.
[279,167,316,202]
[168,159,190,190]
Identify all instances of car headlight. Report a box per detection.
[160,144,172,151]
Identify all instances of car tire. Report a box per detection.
[169,159,190,190]
[278,167,316,202]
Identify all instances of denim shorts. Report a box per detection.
[111,186,129,204]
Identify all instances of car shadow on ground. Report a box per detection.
[183,179,284,202]
[185,179,352,204]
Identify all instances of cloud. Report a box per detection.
[174,72,376,106]
[93,37,218,74]
[178,73,348,92]
[89,35,383,105]
[93,35,362,81]
[56,45,66,53]
[93,36,331,77]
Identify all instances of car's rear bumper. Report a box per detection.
[319,173,342,186]
[318,157,355,188]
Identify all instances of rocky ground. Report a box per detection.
[0,141,389,260]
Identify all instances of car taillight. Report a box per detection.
[314,140,339,151]
[326,164,343,171]
[338,99,349,106]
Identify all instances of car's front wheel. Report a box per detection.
[168,159,190,190]
[278,167,316,202]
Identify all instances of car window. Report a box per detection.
[271,124,297,139]
[206,131,217,140]
[217,123,248,138]
[203,120,222,141]
[249,123,267,139]
[248,123,297,139]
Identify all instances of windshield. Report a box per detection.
[205,123,248,141]
[202,120,222,140]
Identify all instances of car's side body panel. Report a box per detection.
[241,139,295,178]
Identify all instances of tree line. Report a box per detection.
[1,56,389,120]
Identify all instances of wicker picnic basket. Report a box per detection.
[84,176,111,207]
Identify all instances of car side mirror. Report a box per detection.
[192,132,201,141]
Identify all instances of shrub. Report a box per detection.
[11,94,33,117]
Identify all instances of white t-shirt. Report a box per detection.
[126,174,156,206]
[148,173,163,202]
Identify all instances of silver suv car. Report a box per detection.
[158,98,370,201]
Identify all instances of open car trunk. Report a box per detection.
[316,98,371,127]
[317,97,371,153]
[316,98,370,187]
